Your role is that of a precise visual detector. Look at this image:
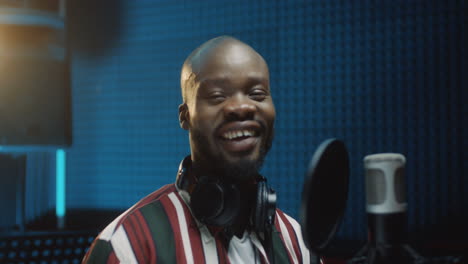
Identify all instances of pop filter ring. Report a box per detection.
[300,138,350,255]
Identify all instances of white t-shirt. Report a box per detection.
[228,231,260,264]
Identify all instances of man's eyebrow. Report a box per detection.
[246,76,269,85]
[199,78,229,87]
[199,76,269,87]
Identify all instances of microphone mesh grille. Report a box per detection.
[366,169,386,205]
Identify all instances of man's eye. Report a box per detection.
[208,93,225,103]
[249,90,267,101]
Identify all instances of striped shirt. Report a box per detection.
[82,184,310,264]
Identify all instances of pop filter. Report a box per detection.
[300,138,350,254]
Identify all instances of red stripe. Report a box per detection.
[160,194,187,264]
[173,192,205,263]
[136,184,176,208]
[274,212,294,263]
[277,210,302,262]
[117,184,176,227]
[128,213,150,261]
[215,238,229,264]
[135,210,157,263]
[122,217,146,263]
[106,251,119,264]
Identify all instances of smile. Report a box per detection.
[222,129,258,140]
[216,121,263,153]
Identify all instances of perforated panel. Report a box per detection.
[67,0,467,241]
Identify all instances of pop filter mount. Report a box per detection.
[300,138,350,263]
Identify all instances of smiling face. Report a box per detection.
[180,37,275,182]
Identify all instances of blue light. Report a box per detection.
[56,149,66,217]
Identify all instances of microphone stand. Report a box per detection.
[348,242,422,264]
[347,242,466,264]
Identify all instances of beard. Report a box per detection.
[189,123,273,183]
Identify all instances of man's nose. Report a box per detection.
[223,94,256,120]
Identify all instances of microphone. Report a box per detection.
[363,153,408,261]
[348,153,464,264]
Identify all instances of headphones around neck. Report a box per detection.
[176,156,277,233]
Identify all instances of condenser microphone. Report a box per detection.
[364,153,408,259]
[348,153,463,263]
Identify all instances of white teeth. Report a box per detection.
[223,130,255,140]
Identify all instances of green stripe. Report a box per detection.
[140,201,176,263]
[84,239,114,263]
[271,229,291,263]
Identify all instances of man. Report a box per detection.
[83,36,310,263]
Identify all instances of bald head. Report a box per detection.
[180,36,269,104]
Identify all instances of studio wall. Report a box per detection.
[65,0,466,241]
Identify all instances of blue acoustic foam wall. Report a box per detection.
[67,0,466,241]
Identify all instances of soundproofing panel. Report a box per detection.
[66,0,466,241]
[0,154,26,230]
[0,151,56,231]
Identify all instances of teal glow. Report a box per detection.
[56,149,66,217]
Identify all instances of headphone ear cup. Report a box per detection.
[191,178,224,224]
[212,183,240,226]
[253,181,277,233]
[190,177,240,227]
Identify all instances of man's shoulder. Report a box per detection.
[275,208,300,224]
[84,184,193,263]
[97,183,179,241]
[274,208,303,235]
[132,183,178,211]
[273,208,311,263]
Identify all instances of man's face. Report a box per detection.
[182,44,275,182]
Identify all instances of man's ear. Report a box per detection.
[178,103,190,130]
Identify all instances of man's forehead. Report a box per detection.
[180,36,270,102]
[189,41,265,75]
